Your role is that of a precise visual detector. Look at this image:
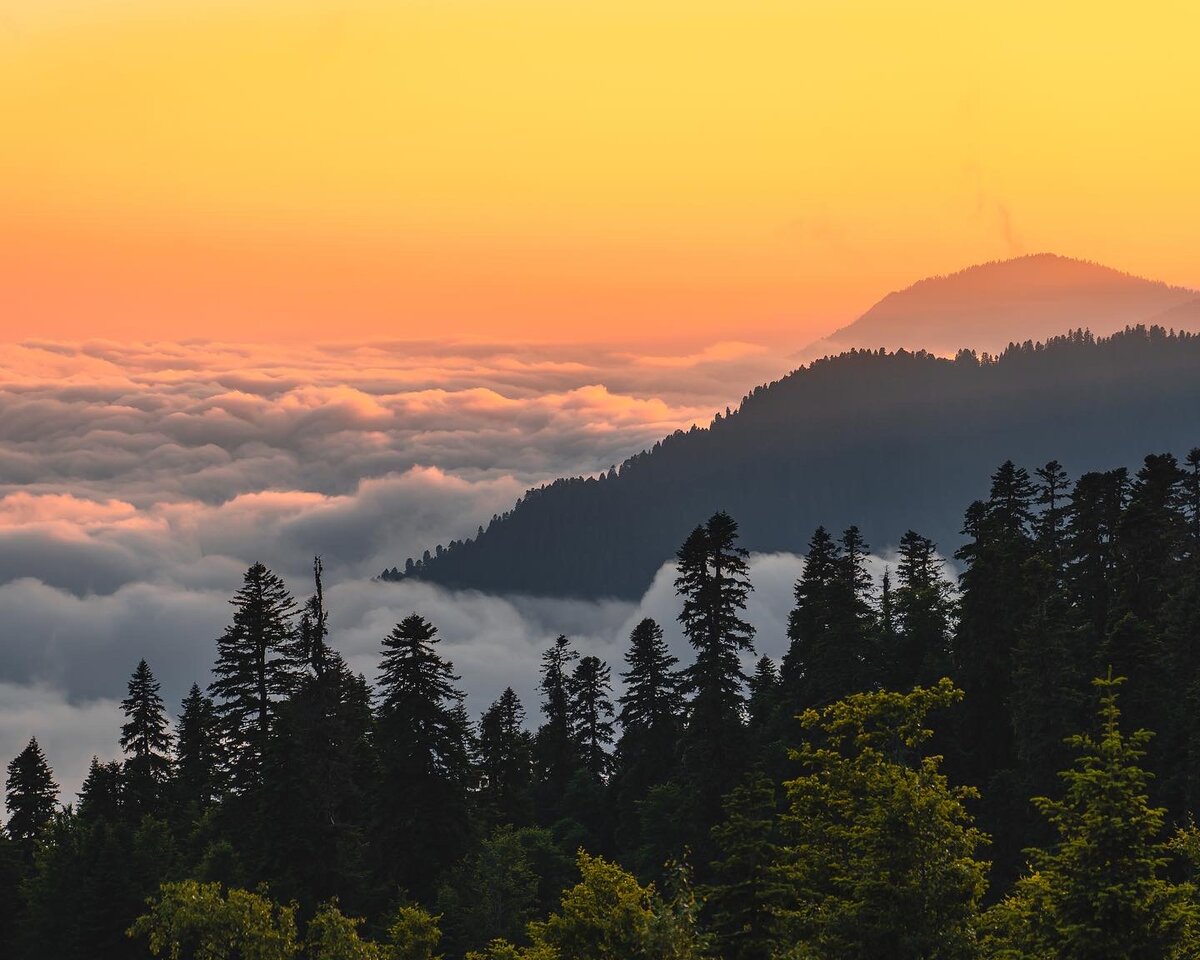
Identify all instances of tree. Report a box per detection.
[477,688,535,828]
[675,512,756,848]
[470,851,706,960]
[120,659,173,813]
[534,635,581,821]
[5,737,58,852]
[375,613,473,901]
[77,757,124,823]
[889,531,954,689]
[781,526,840,708]
[128,880,300,960]
[305,901,384,960]
[773,680,989,960]
[985,674,1200,959]
[704,771,782,960]
[569,656,614,779]
[209,562,299,793]
[174,683,224,811]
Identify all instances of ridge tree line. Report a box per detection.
[3,448,1200,957]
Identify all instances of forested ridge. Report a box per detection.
[6,446,1200,958]
[387,326,1200,598]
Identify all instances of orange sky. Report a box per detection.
[2,0,1198,344]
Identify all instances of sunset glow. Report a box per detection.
[3,0,1198,342]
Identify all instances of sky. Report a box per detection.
[2,0,1199,343]
[0,0,1197,796]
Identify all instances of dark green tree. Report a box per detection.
[173,683,224,811]
[375,613,473,901]
[534,635,580,820]
[704,772,782,960]
[77,757,124,823]
[478,688,535,828]
[4,737,59,853]
[120,658,173,814]
[569,656,614,779]
[675,511,756,855]
[208,562,299,793]
[889,531,954,690]
[781,526,840,709]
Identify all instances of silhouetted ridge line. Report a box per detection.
[383,326,1200,598]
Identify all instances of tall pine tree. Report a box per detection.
[120,659,173,814]
[4,738,58,854]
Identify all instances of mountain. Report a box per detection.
[800,254,1197,360]
[387,326,1200,599]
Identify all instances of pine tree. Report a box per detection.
[569,656,615,779]
[781,526,839,708]
[120,659,173,813]
[675,511,756,858]
[174,683,223,810]
[4,738,58,852]
[987,674,1200,959]
[208,562,299,793]
[375,613,473,901]
[478,688,535,827]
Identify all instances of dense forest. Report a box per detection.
[5,446,1200,958]
[386,326,1200,598]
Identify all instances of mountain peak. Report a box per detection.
[803,254,1198,359]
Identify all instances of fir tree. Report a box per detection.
[534,634,580,816]
[889,531,954,689]
[4,738,58,852]
[478,688,535,827]
[987,674,1200,959]
[675,511,756,858]
[569,656,615,779]
[704,772,782,960]
[120,659,173,813]
[77,757,123,822]
[781,526,840,708]
[375,613,473,900]
[208,562,299,793]
[174,684,223,810]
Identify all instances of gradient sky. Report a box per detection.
[2,0,1198,343]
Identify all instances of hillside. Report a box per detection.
[801,254,1197,359]
[385,326,1200,598]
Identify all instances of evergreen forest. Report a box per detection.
[6,447,1200,959]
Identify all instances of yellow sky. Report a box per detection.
[1,0,1198,343]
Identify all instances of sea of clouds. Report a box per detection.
[0,337,921,798]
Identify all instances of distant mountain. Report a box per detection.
[387,326,1200,599]
[801,254,1197,359]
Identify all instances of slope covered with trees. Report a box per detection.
[6,444,1200,957]
[385,326,1200,598]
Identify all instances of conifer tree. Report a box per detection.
[952,461,1037,784]
[77,757,123,822]
[174,684,223,810]
[612,618,683,860]
[889,531,954,689]
[745,656,780,736]
[209,562,299,793]
[773,681,988,960]
[569,656,615,779]
[120,659,173,813]
[675,511,755,856]
[781,526,839,708]
[478,688,535,827]
[986,674,1200,959]
[534,635,580,815]
[375,613,473,900]
[704,772,782,960]
[4,738,58,852]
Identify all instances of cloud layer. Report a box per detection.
[0,337,797,798]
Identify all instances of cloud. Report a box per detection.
[0,336,800,800]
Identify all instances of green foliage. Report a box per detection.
[384,904,444,960]
[129,880,300,960]
[4,737,58,851]
[983,675,1200,960]
[304,901,383,960]
[774,680,989,960]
